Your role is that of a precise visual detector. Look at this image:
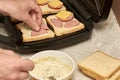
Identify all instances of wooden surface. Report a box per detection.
[112,0,120,25]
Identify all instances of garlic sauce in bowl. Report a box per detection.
[29,50,75,80]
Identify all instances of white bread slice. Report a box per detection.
[78,51,120,80]
[39,0,66,15]
[107,69,120,80]
[16,18,55,42]
[47,15,85,36]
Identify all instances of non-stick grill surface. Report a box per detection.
[0,0,113,52]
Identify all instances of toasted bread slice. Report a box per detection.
[47,13,85,36]
[39,0,66,15]
[16,18,55,42]
[78,51,120,80]
[107,69,120,80]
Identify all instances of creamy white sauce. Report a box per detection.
[30,56,72,80]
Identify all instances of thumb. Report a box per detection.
[20,59,34,72]
[23,15,40,31]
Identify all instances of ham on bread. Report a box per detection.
[78,51,120,80]
[36,0,66,15]
[16,18,55,42]
[47,10,85,36]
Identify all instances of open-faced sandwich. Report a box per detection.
[16,18,55,42]
[36,0,66,15]
[47,10,85,36]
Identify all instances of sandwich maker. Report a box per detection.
[0,0,113,52]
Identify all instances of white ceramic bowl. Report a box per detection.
[29,50,75,80]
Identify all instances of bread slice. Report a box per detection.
[117,76,120,80]
[107,69,120,80]
[39,0,66,15]
[16,18,55,42]
[78,51,120,80]
[47,14,85,36]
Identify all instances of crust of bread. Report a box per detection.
[78,50,120,80]
[47,15,85,36]
[81,68,120,80]
[16,19,55,42]
[39,3,66,15]
[117,76,120,80]
[108,69,120,80]
[79,67,105,80]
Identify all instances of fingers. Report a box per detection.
[27,1,42,31]
[29,5,42,29]
[21,0,42,31]
[0,48,21,58]
[24,15,40,31]
[19,72,29,80]
[7,72,29,80]
[30,11,37,22]
[33,5,42,26]
[20,59,34,72]
[27,9,42,31]
[6,51,21,58]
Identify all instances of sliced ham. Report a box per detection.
[64,19,80,28]
[31,20,49,36]
[31,29,48,36]
[50,18,63,28]
[40,20,49,30]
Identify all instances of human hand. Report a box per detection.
[0,0,42,31]
[0,48,34,80]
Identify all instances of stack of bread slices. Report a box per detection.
[78,51,120,80]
